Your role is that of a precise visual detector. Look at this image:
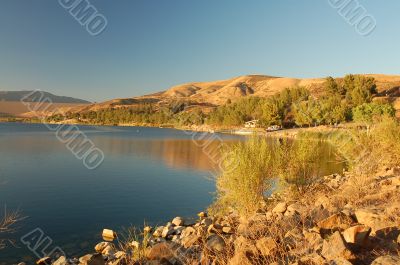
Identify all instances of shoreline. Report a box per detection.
[0,119,348,139]
[25,167,400,265]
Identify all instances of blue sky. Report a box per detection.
[0,0,399,102]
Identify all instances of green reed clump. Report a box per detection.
[211,136,277,216]
[276,135,322,194]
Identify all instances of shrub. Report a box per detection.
[211,137,277,216]
[352,102,395,125]
[277,135,322,194]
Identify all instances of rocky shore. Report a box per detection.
[26,168,400,265]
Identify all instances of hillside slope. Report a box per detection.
[72,74,400,115]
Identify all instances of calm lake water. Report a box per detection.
[0,123,343,263]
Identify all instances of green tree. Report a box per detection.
[352,102,395,124]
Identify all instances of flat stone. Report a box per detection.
[272,202,287,214]
[36,257,51,265]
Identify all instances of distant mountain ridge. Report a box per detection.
[0,91,91,104]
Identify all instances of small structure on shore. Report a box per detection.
[244,120,259,128]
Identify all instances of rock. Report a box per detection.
[153,226,164,237]
[371,255,400,265]
[130,240,140,248]
[272,202,287,214]
[315,195,331,209]
[198,211,207,218]
[206,234,226,252]
[94,242,110,253]
[285,202,303,217]
[173,226,185,235]
[375,226,400,241]
[52,256,68,265]
[200,217,213,227]
[79,254,93,264]
[354,208,384,232]
[172,216,184,226]
[207,223,222,234]
[255,237,277,256]
[228,252,253,265]
[147,242,175,261]
[101,245,114,256]
[234,236,258,256]
[303,230,323,251]
[222,226,234,234]
[80,254,105,265]
[181,234,201,248]
[161,224,174,238]
[36,257,51,265]
[181,226,196,238]
[284,228,304,249]
[317,213,354,232]
[17,263,27,265]
[114,251,126,259]
[342,225,371,245]
[102,229,116,241]
[298,253,326,265]
[321,231,355,261]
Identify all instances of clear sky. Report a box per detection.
[0,0,399,102]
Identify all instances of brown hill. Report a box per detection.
[70,74,400,115]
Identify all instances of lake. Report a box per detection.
[0,123,343,263]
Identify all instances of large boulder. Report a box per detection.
[321,231,355,261]
[36,257,51,265]
[206,234,226,252]
[342,225,371,246]
[354,208,386,232]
